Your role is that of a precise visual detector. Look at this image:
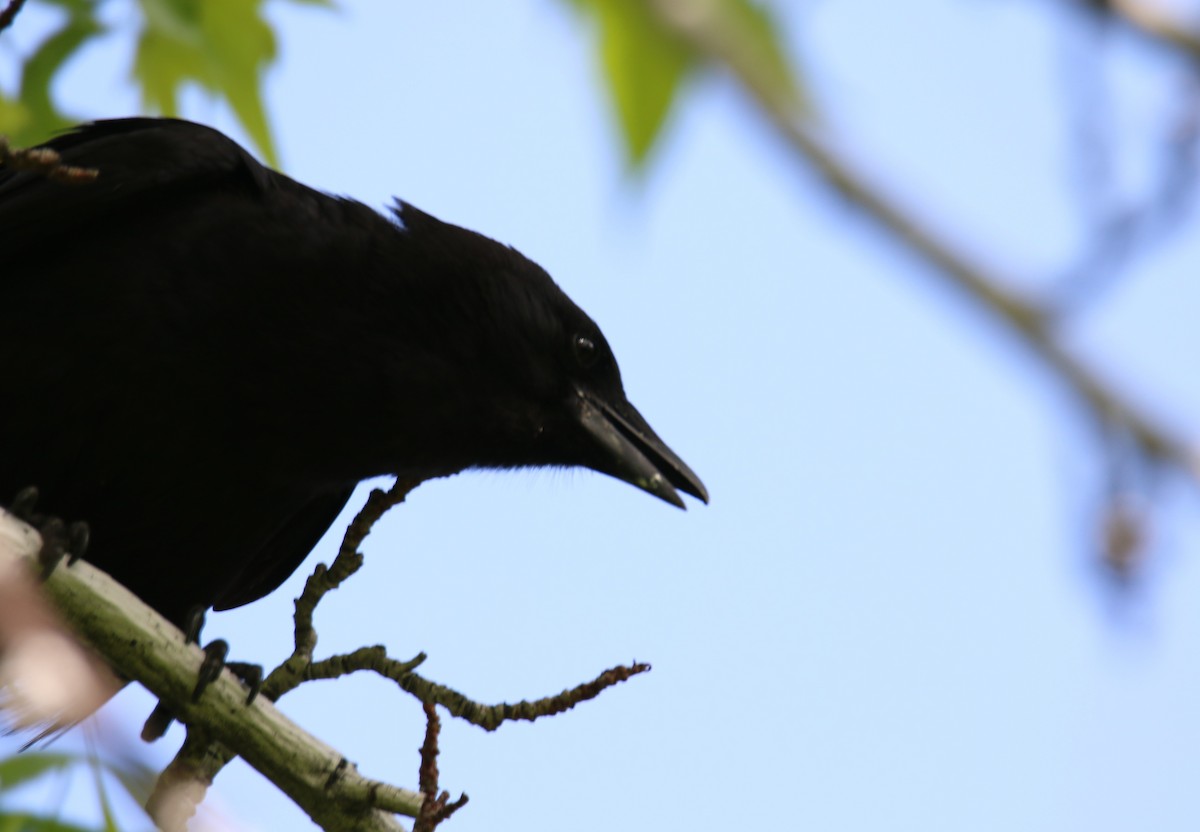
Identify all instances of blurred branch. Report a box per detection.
[0,511,118,731]
[647,0,1196,481]
[1052,63,1200,312]
[1103,0,1200,63]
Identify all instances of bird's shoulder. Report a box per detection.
[2,117,271,194]
[0,118,320,253]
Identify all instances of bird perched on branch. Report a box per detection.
[0,117,707,630]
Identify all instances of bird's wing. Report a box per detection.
[0,118,271,258]
[211,486,357,612]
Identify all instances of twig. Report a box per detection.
[273,637,650,731]
[0,0,27,34]
[300,646,426,686]
[268,479,418,696]
[394,661,652,732]
[156,469,651,827]
[418,702,440,800]
[0,136,99,184]
[150,480,425,823]
[413,702,468,832]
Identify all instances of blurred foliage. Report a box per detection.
[0,749,157,831]
[566,0,696,167]
[132,0,280,167]
[0,0,334,165]
[1,0,799,172]
[0,0,104,146]
[560,0,802,169]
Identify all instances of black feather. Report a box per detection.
[1,118,706,627]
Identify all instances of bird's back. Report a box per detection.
[1,119,381,623]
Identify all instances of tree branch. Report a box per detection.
[1104,0,1200,64]
[267,480,419,701]
[648,0,1198,486]
[0,508,422,831]
[3,477,652,829]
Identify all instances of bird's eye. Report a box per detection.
[573,334,599,369]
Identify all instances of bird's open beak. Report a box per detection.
[573,386,708,509]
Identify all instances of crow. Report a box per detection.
[0,118,707,631]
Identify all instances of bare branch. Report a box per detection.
[413,702,468,832]
[0,136,99,184]
[648,0,1198,487]
[393,660,652,732]
[270,479,419,694]
[298,646,426,687]
[0,0,28,34]
[151,474,648,824]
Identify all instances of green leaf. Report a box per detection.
[0,93,33,139]
[583,0,696,170]
[0,752,76,793]
[9,5,104,145]
[562,0,807,170]
[132,0,279,166]
[0,813,99,832]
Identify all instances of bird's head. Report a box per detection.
[381,201,708,509]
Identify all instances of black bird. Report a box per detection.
[0,118,707,629]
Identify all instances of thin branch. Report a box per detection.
[390,661,652,732]
[301,646,426,686]
[417,702,440,800]
[146,469,645,825]
[0,0,27,34]
[648,0,1197,483]
[413,702,468,832]
[1048,3,1200,313]
[147,480,426,827]
[269,479,419,695]
[0,136,99,184]
[277,638,650,731]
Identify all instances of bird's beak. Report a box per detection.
[573,386,708,509]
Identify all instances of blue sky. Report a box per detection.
[5,1,1200,830]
